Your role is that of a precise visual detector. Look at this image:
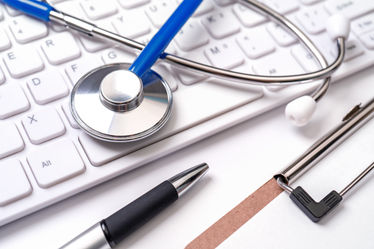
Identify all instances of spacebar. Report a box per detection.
[79,82,263,166]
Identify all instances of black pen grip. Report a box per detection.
[101,181,178,246]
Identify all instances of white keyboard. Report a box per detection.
[1,0,374,226]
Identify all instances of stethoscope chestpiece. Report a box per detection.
[70,63,173,143]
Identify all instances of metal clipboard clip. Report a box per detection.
[275,97,374,222]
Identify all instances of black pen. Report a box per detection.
[60,163,209,249]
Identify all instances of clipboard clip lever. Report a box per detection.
[275,97,374,222]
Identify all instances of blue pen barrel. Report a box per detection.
[129,0,203,78]
[2,0,54,21]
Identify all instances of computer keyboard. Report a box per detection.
[1,0,374,226]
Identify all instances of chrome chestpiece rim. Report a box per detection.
[70,63,173,142]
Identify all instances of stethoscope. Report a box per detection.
[4,0,350,142]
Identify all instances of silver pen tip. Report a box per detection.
[168,163,209,197]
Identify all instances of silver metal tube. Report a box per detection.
[340,161,374,197]
[276,98,374,183]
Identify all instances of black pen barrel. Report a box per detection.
[101,181,178,247]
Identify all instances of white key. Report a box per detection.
[117,0,150,9]
[0,68,5,84]
[174,20,209,51]
[3,48,44,78]
[232,3,267,27]
[0,123,24,159]
[0,84,30,119]
[193,0,214,16]
[101,48,136,64]
[214,0,235,6]
[296,6,330,34]
[260,0,299,14]
[176,50,209,85]
[324,0,374,20]
[300,0,323,5]
[62,102,80,129]
[27,140,85,188]
[359,31,374,49]
[41,32,81,65]
[112,11,151,39]
[205,41,244,69]
[291,44,319,72]
[9,15,48,43]
[152,64,178,91]
[145,0,179,28]
[0,29,11,51]
[65,57,103,85]
[79,82,263,166]
[27,71,69,104]
[351,12,374,36]
[80,0,118,20]
[202,11,241,39]
[0,160,32,206]
[4,5,21,16]
[330,39,364,61]
[266,23,297,46]
[236,28,275,59]
[22,108,66,145]
[252,51,304,91]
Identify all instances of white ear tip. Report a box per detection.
[285,96,317,126]
[326,14,350,40]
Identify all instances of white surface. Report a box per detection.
[1,66,373,248]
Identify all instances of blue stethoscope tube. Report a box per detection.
[2,0,54,21]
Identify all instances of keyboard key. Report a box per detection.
[27,140,85,188]
[205,41,244,69]
[359,31,374,49]
[0,84,30,119]
[330,39,364,61]
[4,5,21,16]
[202,11,241,39]
[41,32,81,65]
[291,44,319,72]
[79,82,263,166]
[27,71,69,104]
[174,20,209,51]
[252,51,304,91]
[62,102,80,129]
[214,0,235,6]
[101,48,136,64]
[117,0,150,9]
[3,48,44,78]
[236,28,275,59]
[0,68,5,84]
[80,0,118,20]
[232,3,267,27]
[260,0,299,14]
[296,6,330,34]
[22,108,66,145]
[0,160,32,206]
[65,57,103,85]
[193,0,214,16]
[0,123,24,159]
[112,11,151,38]
[324,0,374,20]
[152,64,178,91]
[176,50,210,85]
[0,29,11,51]
[266,23,297,46]
[351,12,374,36]
[146,0,179,28]
[9,15,48,43]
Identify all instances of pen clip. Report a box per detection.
[342,103,361,122]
